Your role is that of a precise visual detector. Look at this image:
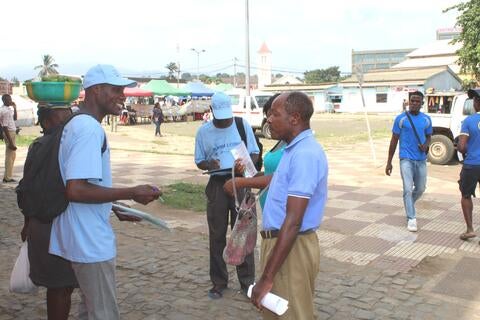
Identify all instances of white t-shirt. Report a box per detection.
[0,105,16,131]
[49,115,115,263]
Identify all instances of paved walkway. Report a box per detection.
[1,126,480,319]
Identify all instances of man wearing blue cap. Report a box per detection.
[48,64,161,319]
[195,92,259,299]
[458,88,480,241]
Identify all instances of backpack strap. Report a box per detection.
[64,112,108,154]
[234,116,247,148]
[404,112,423,145]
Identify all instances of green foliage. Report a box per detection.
[181,72,193,81]
[34,54,59,77]
[462,78,478,90]
[304,66,342,84]
[10,77,20,86]
[446,1,480,81]
[162,182,206,212]
[165,62,179,79]
[15,135,37,147]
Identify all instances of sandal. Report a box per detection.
[460,232,476,241]
[208,286,226,300]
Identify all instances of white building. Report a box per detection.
[391,40,462,74]
[257,42,272,89]
[340,66,462,113]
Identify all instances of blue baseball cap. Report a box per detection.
[83,64,136,89]
[211,92,233,120]
[467,88,480,99]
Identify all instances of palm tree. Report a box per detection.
[165,62,179,79]
[34,54,59,77]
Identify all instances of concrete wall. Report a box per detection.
[425,71,462,91]
[339,86,422,113]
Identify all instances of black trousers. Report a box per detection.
[205,176,255,289]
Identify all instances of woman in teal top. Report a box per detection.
[259,140,286,208]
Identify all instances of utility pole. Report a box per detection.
[176,43,181,88]
[191,48,205,81]
[245,0,251,110]
[355,66,377,166]
[233,57,238,88]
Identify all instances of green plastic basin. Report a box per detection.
[26,82,82,103]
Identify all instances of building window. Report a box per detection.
[376,93,388,103]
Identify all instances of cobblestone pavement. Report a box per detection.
[1,127,480,319]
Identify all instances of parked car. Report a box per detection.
[427,93,473,165]
[227,89,274,138]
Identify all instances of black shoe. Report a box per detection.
[240,285,250,297]
[208,286,226,300]
[3,178,16,183]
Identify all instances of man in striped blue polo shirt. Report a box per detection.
[458,88,480,241]
[250,92,328,319]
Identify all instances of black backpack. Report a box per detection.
[234,117,263,171]
[16,113,107,223]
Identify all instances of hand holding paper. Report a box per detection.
[247,284,288,316]
[230,141,258,178]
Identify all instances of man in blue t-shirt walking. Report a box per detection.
[458,88,480,241]
[386,91,432,232]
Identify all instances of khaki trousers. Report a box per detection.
[3,131,16,180]
[260,232,320,320]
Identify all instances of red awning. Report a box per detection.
[79,87,153,98]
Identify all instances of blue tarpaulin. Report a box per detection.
[184,81,215,97]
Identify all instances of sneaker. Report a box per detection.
[407,219,418,232]
[2,178,16,183]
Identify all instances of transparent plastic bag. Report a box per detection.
[9,241,38,294]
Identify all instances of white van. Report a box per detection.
[226,89,273,137]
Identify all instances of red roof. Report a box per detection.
[258,42,271,54]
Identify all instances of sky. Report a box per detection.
[0,0,461,80]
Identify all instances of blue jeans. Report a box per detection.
[400,159,427,220]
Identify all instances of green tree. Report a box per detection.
[446,1,480,82]
[304,66,342,84]
[34,54,59,77]
[10,77,20,86]
[181,72,193,81]
[165,62,179,79]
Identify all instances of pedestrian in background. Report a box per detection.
[458,88,480,241]
[152,102,164,136]
[385,91,432,232]
[0,94,17,183]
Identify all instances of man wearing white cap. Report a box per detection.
[48,64,161,319]
[195,92,259,299]
[458,88,480,241]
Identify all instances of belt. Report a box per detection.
[210,174,242,181]
[260,229,316,239]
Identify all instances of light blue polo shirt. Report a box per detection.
[460,113,480,165]
[194,118,259,175]
[392,112,432,161]
[262,129,328,231]
[49,115,115,263]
